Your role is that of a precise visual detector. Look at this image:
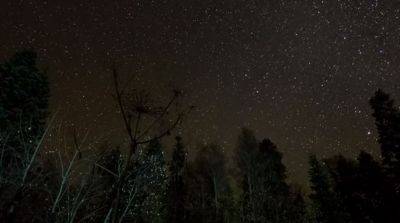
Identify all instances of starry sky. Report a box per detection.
[1,0,400,184]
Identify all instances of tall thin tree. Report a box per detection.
[168,136,186,223]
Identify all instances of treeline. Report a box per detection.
[1,51,400,223]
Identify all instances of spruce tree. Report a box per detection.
[185,144,232,223]
[308,155,348,223]
[325,155,360,222]
[0,50,49,133]
[168,136,186,223]
[356,151,385,222]
[369,89,400,221]
[254,139,289,222]
[235,128,258,222]
[369,89,400,173]
[0,50,50,180]
[286,186,306,223]
[236,130,304,222]
[0,50,50,221]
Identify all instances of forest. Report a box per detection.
[1,51,400,223]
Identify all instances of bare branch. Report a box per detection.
[112,66,135,145]
[21,112,57,185]
[137,93,179,140]
[138,106,193,145]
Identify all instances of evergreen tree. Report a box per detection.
[308,155,348,223]
[236,130,304,222]
[168,136,186,223]
[369,89,400,173]
[236,128,258,175]
[257,139,287,194]
[369,89,400,221]
[185,144,233,223]
[0,50,49,134]
[325,155,360,222]
[0,50,50,181]
[356,151,385,222]
[235,128,258,222]
[253,139,289,222]
[0,50,50,221]
[286,186,306,223]
[324,151,388,223]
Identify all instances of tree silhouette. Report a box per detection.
[369,89,400,173]
[253,139,291,222]
[285,186,306,223]
[369,89,400,222]
[185,144,233,223]
[7,50,400,223]
[325,155,361,222]
[236,130,301,222]
[108,66,192,222]
[0,50,50,222]
[235,128,258,222]
[308,155,349,223]
[356,151,385,222]
[168,136,186,223]
[0,50,49,180]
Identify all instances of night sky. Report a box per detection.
[2,0,400,184]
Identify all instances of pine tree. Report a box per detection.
[236,130,304,222]
[254,139,289,222]
[325,155,360,222]
[369,89,400,221]
[185,144,232,223]
[0,50,50,221]
[236,128,258,175]
[286,185,306,223]
[258,139,287,193]
[369,89,400,173]
[308,155,348,223]
[0,50,49,132]
[236,130,303,222]
[356,151,385,222]
[0,50,50,180]
[235,128,258,222]
[168,136,186,223]
[324,152,388,223]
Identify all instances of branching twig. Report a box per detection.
[21,112,57,185]
[51,150,79,213]
[108,65,192,223]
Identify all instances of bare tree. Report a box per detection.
[108,66,192,222]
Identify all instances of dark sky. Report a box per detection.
[2,0,400,184]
